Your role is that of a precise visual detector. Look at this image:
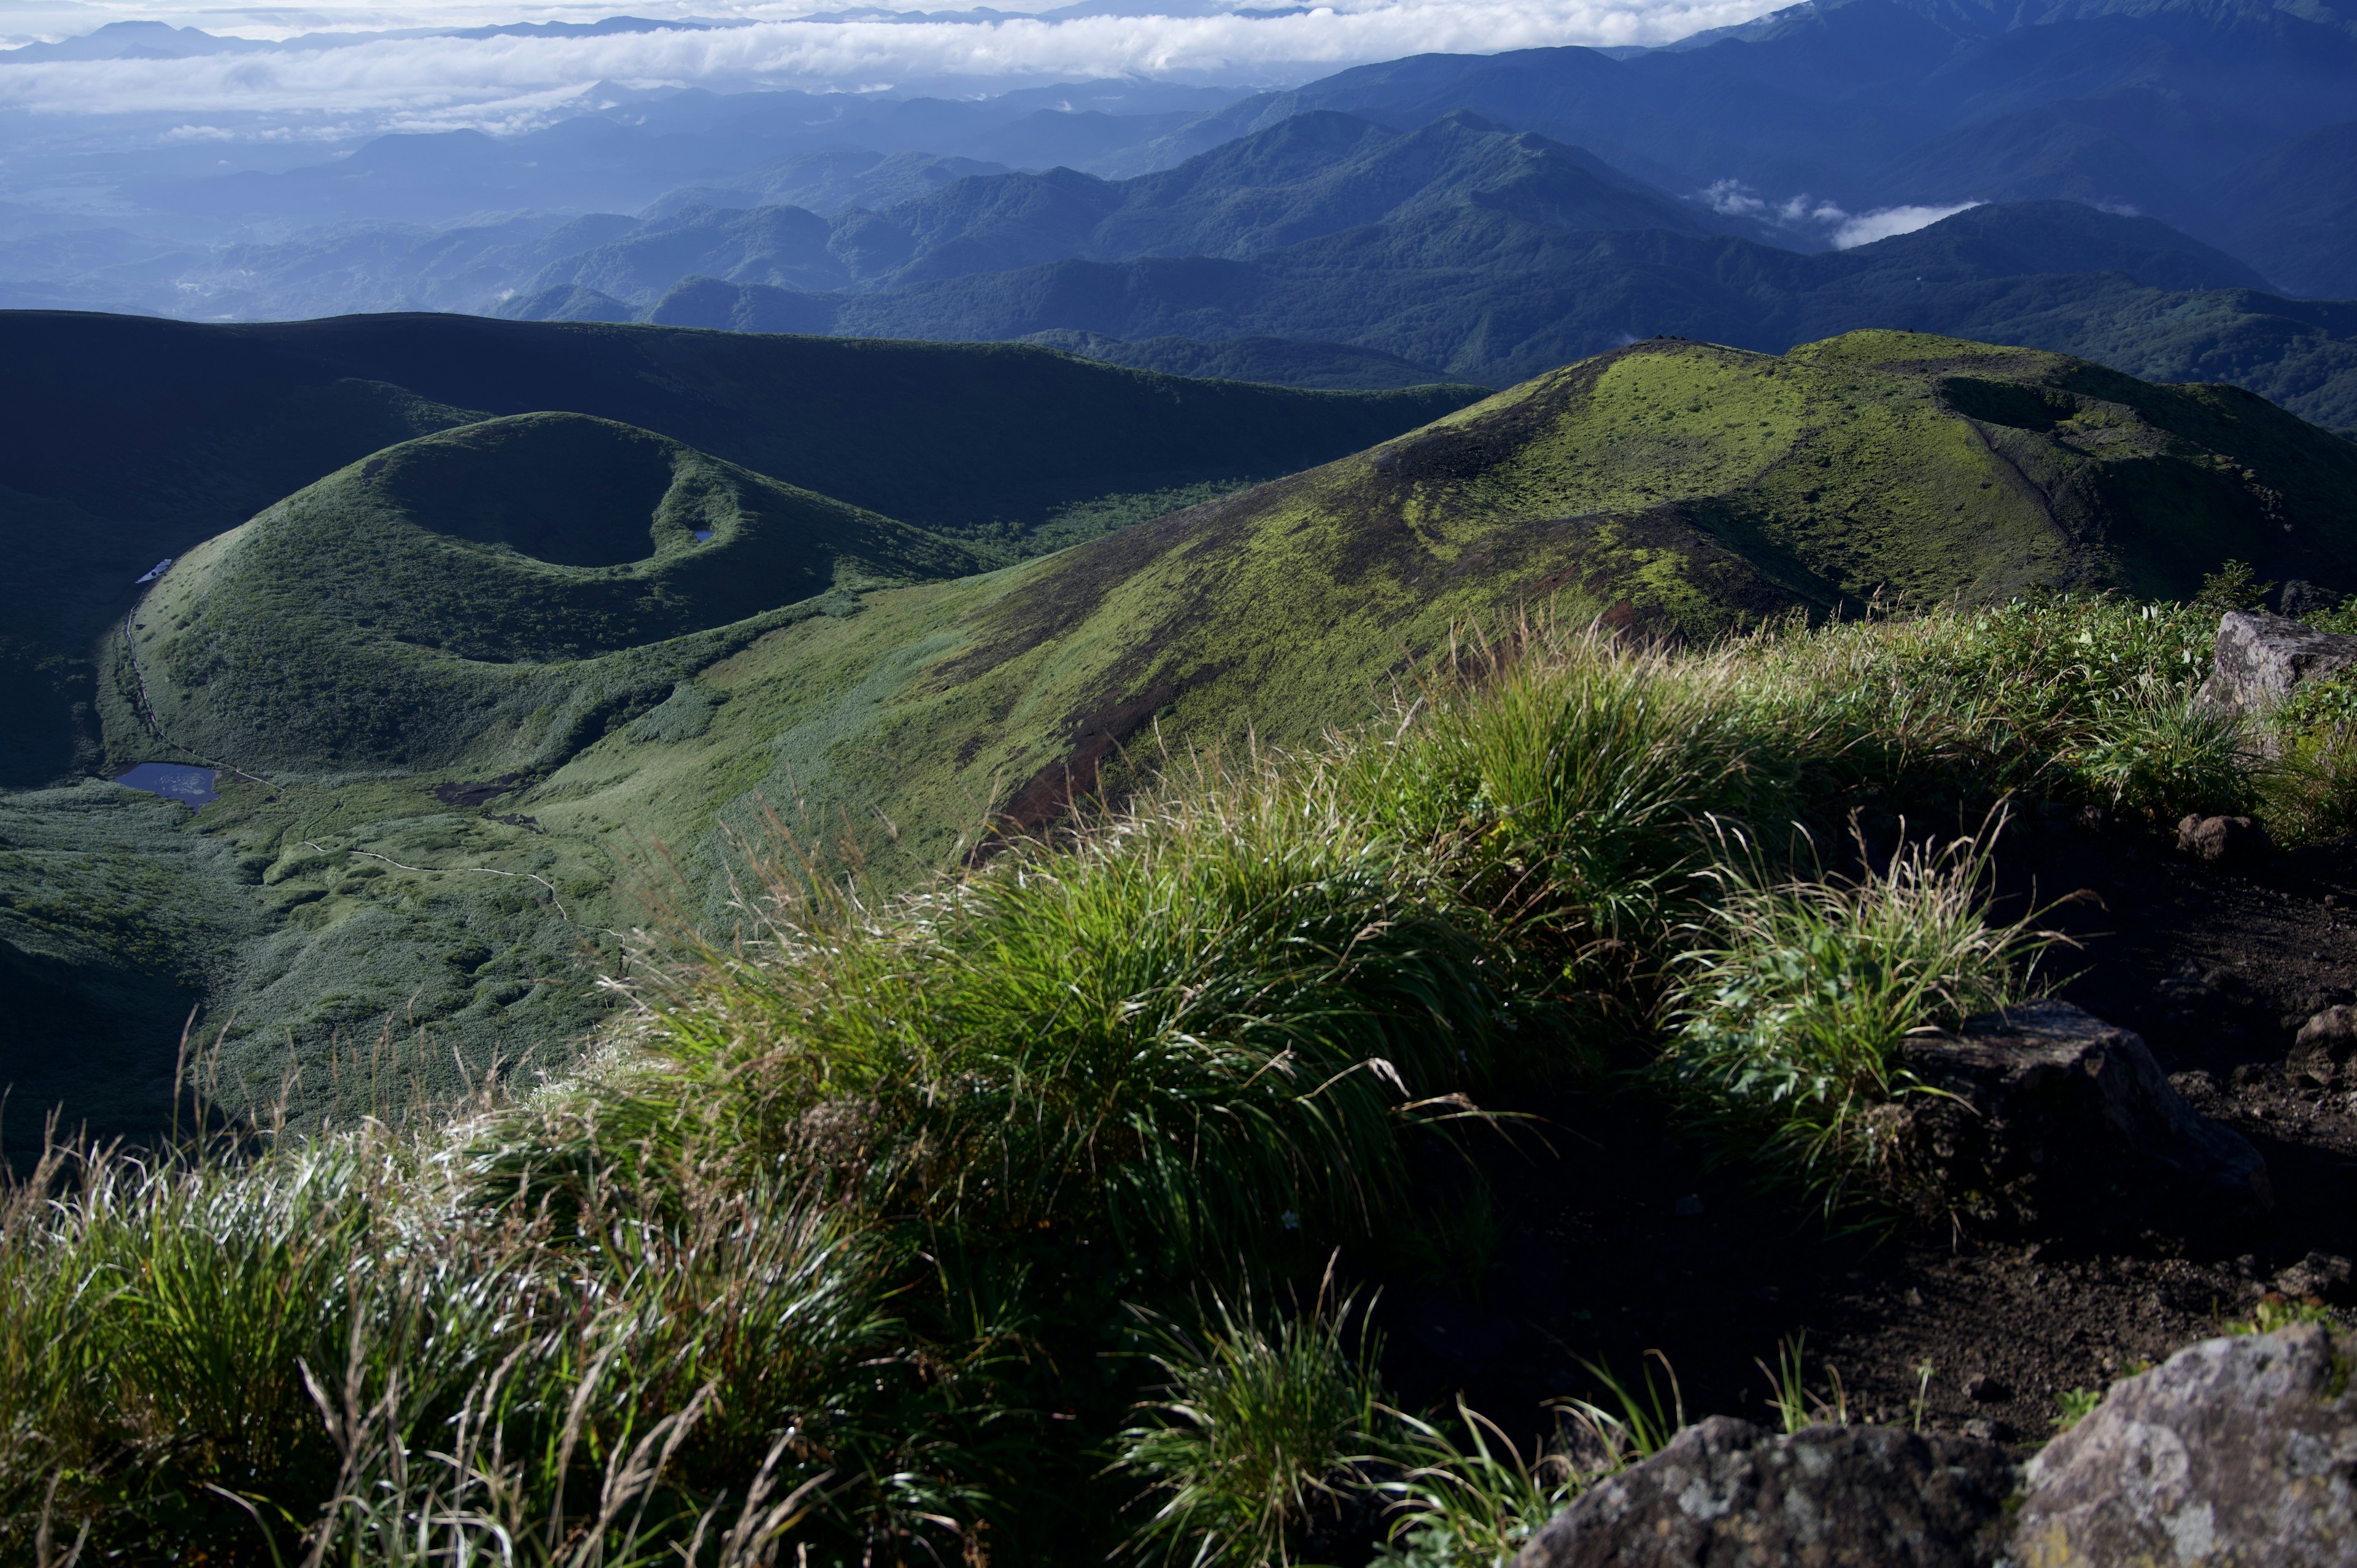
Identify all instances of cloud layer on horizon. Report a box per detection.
[0,0,1788,128]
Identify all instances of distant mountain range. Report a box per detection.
[492,166,2357,432]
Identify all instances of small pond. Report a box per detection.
[114,762,219,809]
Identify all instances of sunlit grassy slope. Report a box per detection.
[513,331,2357,899]
[29,328,2357,1149]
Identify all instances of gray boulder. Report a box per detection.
[2290,1005,2357,1087]
[2012,1323,2357,1567]
[1510,1416,2012,1567]
[1875,1000,2270,1227]
[2197,610,2357,738]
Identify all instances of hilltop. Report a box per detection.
[122,413,982,773]
[479,330,2357,895]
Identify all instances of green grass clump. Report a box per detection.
[614,759,1509,1272]
[0,1129,975,1567]
[1655,825,2057,1207]
[1113,1295,1385,1568]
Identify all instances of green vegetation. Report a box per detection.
[1658,828,2057,1207]
[0,317,1477,1147]
[21,328,2357,1152]
[119,412,977,773]
[10,568,2347,1562]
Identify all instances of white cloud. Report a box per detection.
[1695,179,1981,248]
[0,0,1791,126]
[1828,201,1980,248]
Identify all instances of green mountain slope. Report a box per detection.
[540,328,2355,892]
[0,309,1480,787]
[44,329,2349,1160]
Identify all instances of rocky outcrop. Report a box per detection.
[2012,1323,2357,1567]
[2197,610,2357,732]
[1509,1416,2013,1567]
[1875,1000,2270,1228]
[1512,1327,2357,1568]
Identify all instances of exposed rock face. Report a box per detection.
[1514,1329,2357,1568]
[2197,610,2357,732]
[2012,1323,2357,1567]
[1509,1416,2013,1568]
[2177,813,2272,865]
[1877,1000,2270,1228]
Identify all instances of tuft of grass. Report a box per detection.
[1336,627,1768,962]
[1110,1293,1384,1568]
[0,1122,975,1566]
[2063,692,2252,819]
[2051,1387,2102,1431]
[1655,818,2058,1207]
[1371,1400,1582,1568]
[1755,1334,1849,1434]
[616,761,1511,1273]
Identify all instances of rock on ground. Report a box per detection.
[2012,1323,2357,1567]
[1878,1000,2270,1229]
[1510,1416,2013,1567]
[2177,814,2272,865]
[2197,610,2357,737]
[1512,1328,2357,1568]
[2291,1005,2357,1088]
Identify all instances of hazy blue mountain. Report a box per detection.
[126,82,1245,229]
[511,110,1721,311]
[2211,121,2357,297]
[610,199,2356,427]
[1107,0,2355,287]
[640,149,1012,221]
[636,195,2259,352]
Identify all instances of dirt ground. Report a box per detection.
[1366,806,2357,1458]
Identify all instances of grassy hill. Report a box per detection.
[118,413,983,773]
[0,310,1479,787]
[502,329,2357,898]
[39,327,2353,1157]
